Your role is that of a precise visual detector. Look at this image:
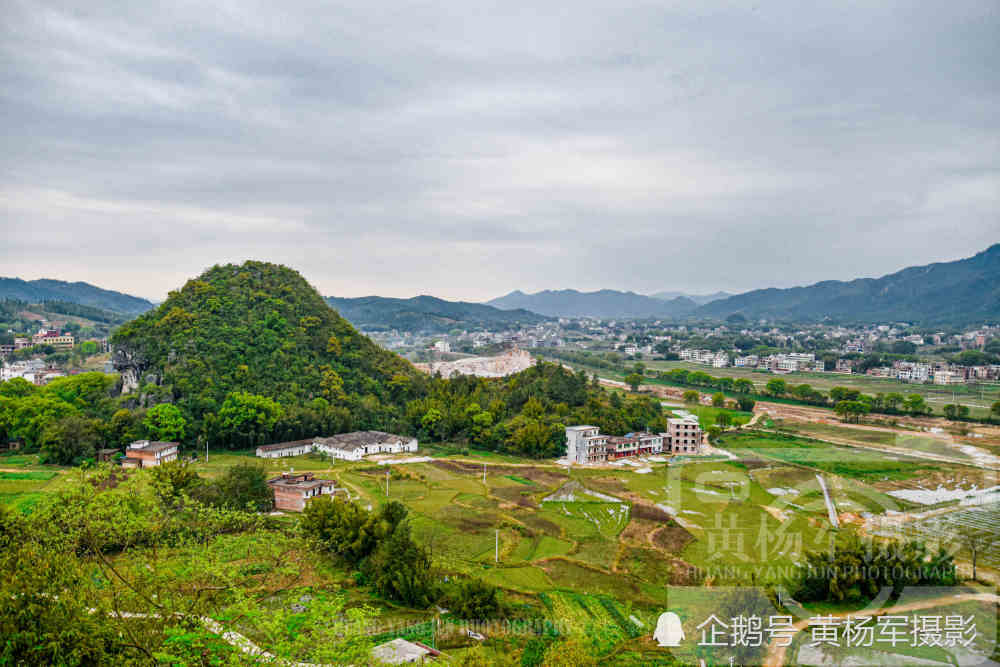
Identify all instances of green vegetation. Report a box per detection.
[720,431,936,481]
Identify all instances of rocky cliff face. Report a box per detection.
[111,343,152,394]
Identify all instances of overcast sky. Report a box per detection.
[1,1,998,302]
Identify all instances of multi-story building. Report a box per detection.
[733,355,758,368]
[665,416,702,454]
[565,422,701,463]
[121,440,179,468]
[565,425,609,464]
[31,329,75,351]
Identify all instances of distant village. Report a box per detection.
[365,318,1000,387]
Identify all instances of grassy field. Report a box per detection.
[771,419,975,460]
[718,431,938,482]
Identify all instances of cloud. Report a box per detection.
[1,0,998,300]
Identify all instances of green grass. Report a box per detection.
[0,470,57,481]
[721,431,935,482]
[772,419,973,460]
[683,405,753,429]
[505,474,534,485]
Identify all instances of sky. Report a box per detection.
[1,1,998,302]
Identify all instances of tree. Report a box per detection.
[444,578,502,621]
[711,392,726,407]
[903,394,929,416]
[216,392,284,448]
[733,378,754,394]
[943,404,969,421]
[884,392,905,412]
[991,401,1000,418]
[715,412,732,428]
[214,462,273,511]
[363,521,435,607]
[149,459,201,506]
[143,403,187,442]
[737,396,756,412]
[765,379,787,396]
[833,400,869,424]
[682,390,700,404]
[624,373,643,392]
[957,527,993,581]
[38,415,103,465]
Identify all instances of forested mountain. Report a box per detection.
[487,289,697,319]
[650,290,732,304]
[111,261,425,439]
[326,294,549,333]
[0,277,154,314]
[698,244,1000,325]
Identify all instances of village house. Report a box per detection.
[255,439,315,459]
[267,472,338,512]
[313,431,418,461]
[565,420,701,463]
[121,440,179,468]
[665,415,702,454]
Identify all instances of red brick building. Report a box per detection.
[267,472,338,512]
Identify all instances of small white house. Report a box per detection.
[255,439,315,459]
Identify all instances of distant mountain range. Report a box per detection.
[650,290,732,305]
[0,277,154,314]
[326,295,550,333]
[699,243,1000,325]
[487,289,697,319]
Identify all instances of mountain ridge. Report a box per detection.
[697,243,1000,324]
[0,277,154,314]
[325,294,549,333]
[487,288,697,319]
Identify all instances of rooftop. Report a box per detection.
[314,430,412,451]
[257,438,315,453]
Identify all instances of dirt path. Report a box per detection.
[764,592,1000,667]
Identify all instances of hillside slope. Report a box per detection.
[111,262,420,411]
[0,277,153,314]
[326,294,549,333]
[698,244,1000,324]
[487,289,696,319]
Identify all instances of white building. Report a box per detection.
[255,439,315,458]
[314,431,418,461]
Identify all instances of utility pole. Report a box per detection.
[385,470,390,496]
[495,529,499,563]
[482,463,486,484]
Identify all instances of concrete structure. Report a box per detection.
[565,425,608,464]
[370,638,441,664]
[255,439,315,459]
[314,431,418,461]
[31,329,75,351]
[123,440,179,468]
[267,472,338,512]
[665,416,702,454]
[566,422,699,463]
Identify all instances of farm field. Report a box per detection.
[3,441,995,663]
[770,419,976,461]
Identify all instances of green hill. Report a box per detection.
[698,243,1000,325]
[111,261,421,419]
[326,294,549,333]
[0,277,154,314]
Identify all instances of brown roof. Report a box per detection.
[267,472,336,491]
[257,438,315,453]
